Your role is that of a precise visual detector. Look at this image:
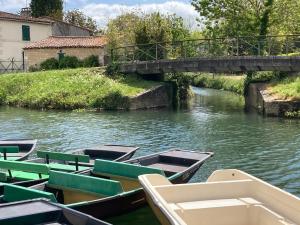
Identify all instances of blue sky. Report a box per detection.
[1,0,199,28]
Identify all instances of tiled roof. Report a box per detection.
[0,11,52,24]
[24,36,107,49]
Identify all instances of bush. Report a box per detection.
[40,58,59,70]
[59,56,81,69]
[83,55,99,67]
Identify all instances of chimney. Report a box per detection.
[20,7,31,17]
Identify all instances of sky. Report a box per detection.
[0,0,200,29]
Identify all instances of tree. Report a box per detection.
[30,0,63,19]
[64,9,100,35]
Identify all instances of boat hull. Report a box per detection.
[0,139,37,161]
[71,160,206,219]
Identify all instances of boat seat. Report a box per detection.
[0,160,50,180]
[3,184,57,203]
[93,159,166,179]
[0,146,19,160]
[47,170,124,196]
[47,163,88,172]
[175,198,262,210]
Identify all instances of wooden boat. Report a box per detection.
[0,151,91,193]
[0,199,111,225]
[0,139,37,161]
[139,169,300,225]
[69,150,213,218]
[70,144,139,166]
[2,150,212,219]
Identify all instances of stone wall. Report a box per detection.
[129,84,173,110]
[52,22,91,36]
[246,83,300,117]
[24,47,105,69]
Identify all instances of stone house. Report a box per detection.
[0,9,92,63]
[23,36,107,69]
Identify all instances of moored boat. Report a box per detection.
[70,144,139,166]
[0,139,37,161]
[0,199,111,225]
[139,169,300,225]
[0,149,213,219]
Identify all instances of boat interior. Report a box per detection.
[85,159,167,191]
[126,149,213,177]
[0,170,124,206]
[139,169,300,225]
[72,145,139,163]
[0,199,110,225]
[27,151,90,172]
[0,139,37,160]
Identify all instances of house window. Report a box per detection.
[22,25,30,41]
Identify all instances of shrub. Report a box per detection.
[59,56,81,69]
[40,58,59,70]
[83,55,100,67]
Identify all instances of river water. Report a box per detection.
[0,87,299,224]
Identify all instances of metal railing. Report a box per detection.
[0,59,25,74]
[111,34,300,63]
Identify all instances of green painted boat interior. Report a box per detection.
[37,151,90,163]
[47,163,89,172]
[93,159,166,179]
[0,160,50,182]
[48,170,124,196]
[0,146,19,154]
[2,184,57,203]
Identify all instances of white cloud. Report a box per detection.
[0,0,27,12]
[82,1,199,29]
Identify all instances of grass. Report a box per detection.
[189,73,246,95]
[0,68,160,110]
[268,77,300,100]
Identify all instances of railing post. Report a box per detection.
[156,43,158,60]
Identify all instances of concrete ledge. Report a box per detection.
[129,84,173,110]
[246,83,300,117]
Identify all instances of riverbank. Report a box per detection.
[189,72,300,117]
[0,68,163,110]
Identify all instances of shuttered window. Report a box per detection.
[22,25,30,41]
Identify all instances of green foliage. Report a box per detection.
[83,55,99,68]
[30,0,63,19]
[285,110,300,118]
[107,11,191,61]
[40,58,59,70]
[191,73,245,95]
[64,9,100,34]
[268,76,300,100]
[105,63,120,76]
[191,0,300,38]
[59,56,81,69]
[0,68,159,110]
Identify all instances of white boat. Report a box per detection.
[139,169,300,225]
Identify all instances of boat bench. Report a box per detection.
[47,170,124,197]
[37,151,90,171]
[92,159,166,179]
[0,146,19,160]
[2,184,57,203]
[0,160,50,182]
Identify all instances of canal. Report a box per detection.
[0,87,299,224]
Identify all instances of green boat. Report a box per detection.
[0,139,37,161]
[0,150,213,220]
[0,151,91,191]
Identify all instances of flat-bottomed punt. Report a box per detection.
[139,169,300,225]
[0,199,111,225]
[0,139,37,161]
[70,145,139,166]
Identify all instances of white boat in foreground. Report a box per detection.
[139,169,300,225]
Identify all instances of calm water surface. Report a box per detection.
[0,87,299,224]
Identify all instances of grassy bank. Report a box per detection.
[268,77,300,100]
[0,68,160,110]
[190,73,246,95]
